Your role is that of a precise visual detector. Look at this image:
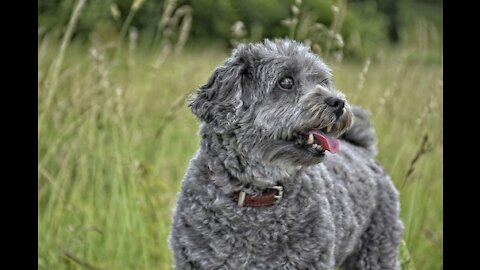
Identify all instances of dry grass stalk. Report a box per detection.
[404,133,434,183]
[152,0,192,68]
[61,247,103,270]
[155,91,191,139]
[43,0,87,114]
[280,0,345,60]
[357,58,371,92]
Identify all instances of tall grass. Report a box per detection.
[334,49,442,270]
[38,41,213,269]
[38,5,442,270]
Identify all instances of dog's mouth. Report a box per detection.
[291,125,340,157]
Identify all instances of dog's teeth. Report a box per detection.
[306,134,314,145]
[326,125,332,133]
[311,143,324,151]
[342,107,346,114]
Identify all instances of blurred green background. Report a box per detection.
[38,0,442,269]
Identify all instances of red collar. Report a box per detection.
[207,165,284,207]
[233,186,284,207]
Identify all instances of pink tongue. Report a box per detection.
[310,130,340,153]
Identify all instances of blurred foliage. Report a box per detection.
[38,0,442,59]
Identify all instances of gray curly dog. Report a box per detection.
[169,39,403,269]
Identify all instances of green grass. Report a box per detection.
[38,36,442,269]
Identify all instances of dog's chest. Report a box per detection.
[232,160,380,267]
[210,188,337,269]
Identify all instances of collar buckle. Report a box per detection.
[271,185,284,203]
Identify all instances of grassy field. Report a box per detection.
[38,30,442,269]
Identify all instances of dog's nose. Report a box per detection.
[325,97,345,117]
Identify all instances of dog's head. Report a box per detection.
[190,39,353,166]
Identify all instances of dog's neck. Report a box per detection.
[199,124,303,193]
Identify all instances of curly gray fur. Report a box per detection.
[169,39,403,269]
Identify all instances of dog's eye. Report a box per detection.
[320,78,329,86]
[278,77,294,90]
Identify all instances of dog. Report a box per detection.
[169,39,403,269]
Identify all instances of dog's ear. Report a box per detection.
[188,54,249,130]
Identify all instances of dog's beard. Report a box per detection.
[240,104,354,167]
